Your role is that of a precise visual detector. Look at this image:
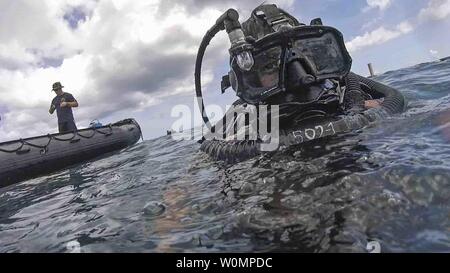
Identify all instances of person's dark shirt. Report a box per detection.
[51,92,76,123]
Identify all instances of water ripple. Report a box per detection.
[1,60,450,252]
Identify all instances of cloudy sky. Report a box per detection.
[1,0,450,141]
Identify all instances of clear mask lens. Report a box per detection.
[242,47,282,89]
[236,51,254,71]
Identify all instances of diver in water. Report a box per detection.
[195,4,404,161]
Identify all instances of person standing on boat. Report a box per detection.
[49,82,79,133]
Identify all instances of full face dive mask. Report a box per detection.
[195,5,352,129]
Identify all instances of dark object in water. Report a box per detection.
[200,74,406,163]
[0,118,142,188]
[440,56,450,62]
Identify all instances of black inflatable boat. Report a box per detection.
[0,118,142,188]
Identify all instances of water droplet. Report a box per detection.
[280,230,290,243]
[180,217,192,223]
[66,240,81,253]
[143,201,166,217]
[240,182,255,196]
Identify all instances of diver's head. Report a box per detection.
[228,4,315,104]
[225,4,351,105]
[52,82,64,95]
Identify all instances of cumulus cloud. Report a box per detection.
[346,21,413,52]
[349,0,450,53]
[363,0,392,12]
[419,0,450,21]
[430,49,440,59]
[157,0,294,16]
[0,0,294,141]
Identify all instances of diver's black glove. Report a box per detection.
[344,89,366,113]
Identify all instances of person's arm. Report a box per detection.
[49,103,56,114]
[66,100,78,107]
[60,94,79,108]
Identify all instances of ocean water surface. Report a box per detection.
[1,59,450,253]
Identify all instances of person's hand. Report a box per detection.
[60,102,68,108]
[365,99,381,109]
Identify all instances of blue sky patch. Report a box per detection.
[63,6,88,29]
[38,57,64,68]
